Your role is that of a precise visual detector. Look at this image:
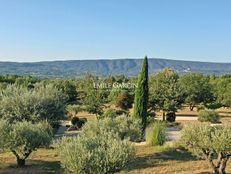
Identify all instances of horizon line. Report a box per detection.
[0,57,230,64]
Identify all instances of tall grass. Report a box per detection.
[146,121,166,146]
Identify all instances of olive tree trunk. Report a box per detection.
[17,158,26,167]
[189,105,194,111]
[204,151,229,174]
[217,157,229,174]
[11,149,32,168]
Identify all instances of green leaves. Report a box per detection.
[58,118,135,174]
[0,120,53,161]
[0,84,67,126]
[198,109,220,123]
[180,123,231,157]
[179,73,214,109]
[134,56,149,132]
[149,68,184,113]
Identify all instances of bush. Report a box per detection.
[198,109,220,123]
[205,102,222,109]
[70,117,87,129]
[146,121,166,146]
[166,111,176,122]
[66,104,83,117]
[196,104,206,111]
[77,118,87,128]
[102,109,128,119]
[83,115,142,142]
[58,125,135,173]
[102,109,117,118]
[71,116,79,125]
[115,91,133,110]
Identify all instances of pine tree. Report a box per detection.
[133,56,149,133]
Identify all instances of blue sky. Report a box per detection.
[0,0,230,62]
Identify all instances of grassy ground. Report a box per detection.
[1,145,231,174]
[1,108,231,174]
[0,148,62,174]
[120,145,231,174]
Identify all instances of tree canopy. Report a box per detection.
[180,123,231,174]
[0,84,67,126]
[0,120,53,167]
[179,73,214,110]
[149,68,185,121]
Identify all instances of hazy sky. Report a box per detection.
[0,0,231,62]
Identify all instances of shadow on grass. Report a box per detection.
[124,147,197,171]
[1,160,63,174]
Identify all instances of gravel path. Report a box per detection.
[55,121,79,138]
[56,120,182,143]
[166,127,181,142]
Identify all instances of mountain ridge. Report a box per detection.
[0,58,230,78]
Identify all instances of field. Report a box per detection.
[1,108,231,174]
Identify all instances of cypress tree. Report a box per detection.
[133,56,149,133]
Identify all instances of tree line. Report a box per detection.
[0,69,230,122]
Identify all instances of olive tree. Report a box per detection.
[0,120,53,167]
[58,117,135,173]
[180,123,231,174]
[0,84,67,126]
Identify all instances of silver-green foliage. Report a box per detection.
[146,121,166,146]
[0,120,53,167]
[58,120,135,174]
[180,123,231,174]
[198,109,220,123]
[83,115,142,142]
[0,84,66,125]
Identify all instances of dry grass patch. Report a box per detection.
[0,148,62,174]
[119,145,231,174]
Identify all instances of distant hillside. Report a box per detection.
[0,58,230,78]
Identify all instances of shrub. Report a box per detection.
[0,120,53,167]
[66,104,83,117]
[58,126,135,173]
[70,117,87,129]
[102,109,118,118]
[196,104,206,111]
[115,91,133,110]
[205,102,222,109]
[102,109,128,119]
[71,116,79,125]
[146,121,166,146]
[198,109,220,123]
[180,123,231,174]
[83,115,142,142]
[77,118,87,128]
